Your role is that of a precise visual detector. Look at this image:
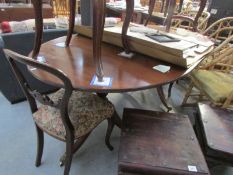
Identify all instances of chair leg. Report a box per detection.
[105,117,114,151]
[64,137,74,175]
[181,82,194,106]
[112,111,122,129]
[35,124,44,167]
[157,86,172,112]
[60,133,90,167]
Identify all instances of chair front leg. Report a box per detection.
[105,117,115,151]
[222,90,233,108]
[35,123,44,167]
[64,135,74,175]
[60,133,90,167]
[181,81,194,106]
[113,111,122,129]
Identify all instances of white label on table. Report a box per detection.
[37,55,46,63]
[55,42,66,48]
[118,51,134,59]
[153,65,170,73]
[188,165,198,172]
[90,76,113,87]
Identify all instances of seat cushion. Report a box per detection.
[33,89,115,140]
[192,70,233,103]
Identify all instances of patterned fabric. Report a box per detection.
[192,70,233,103]
[33,89,115,140]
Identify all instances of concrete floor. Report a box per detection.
[0,84,232,175]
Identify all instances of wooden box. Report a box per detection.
[118,108,210,175]
[196,103,233,166]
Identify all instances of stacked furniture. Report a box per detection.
[181,17,233,108]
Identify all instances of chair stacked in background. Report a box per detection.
[181,17,233,108]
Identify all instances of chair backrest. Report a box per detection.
[3,49,74,133]
[172,0,207,32]
[172,11,210,32]
[202,17,233,42]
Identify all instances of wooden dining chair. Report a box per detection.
[3,49,119,175]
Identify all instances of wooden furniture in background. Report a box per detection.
[172,11,211,32]
[202,17,233,43]
[181,43,233,108]
[170,0,207,32]
[0,3,53,22]
[118,108,210,175]
[51,0,80,17]
[180,17,233,108]
[195,103,233,168]
[4,49,119,175]
[167,16,233,99]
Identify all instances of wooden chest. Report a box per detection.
[118,108,210,175]
[196,103,233,166]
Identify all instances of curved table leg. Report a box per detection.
[165,0,176,32]
[157,86,172,112]
[93,0,106,81]
[65,0,76,46]
[122,0,134,54]
[193,0,207,32]
[144,0,156,26]
[164,0,170,17]
[161,0,165,13]
[31,0,43,59]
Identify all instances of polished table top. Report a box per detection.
[29,35,199,93]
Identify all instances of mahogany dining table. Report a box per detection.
[29,34,206,107]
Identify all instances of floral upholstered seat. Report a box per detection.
[33,89,115,141]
